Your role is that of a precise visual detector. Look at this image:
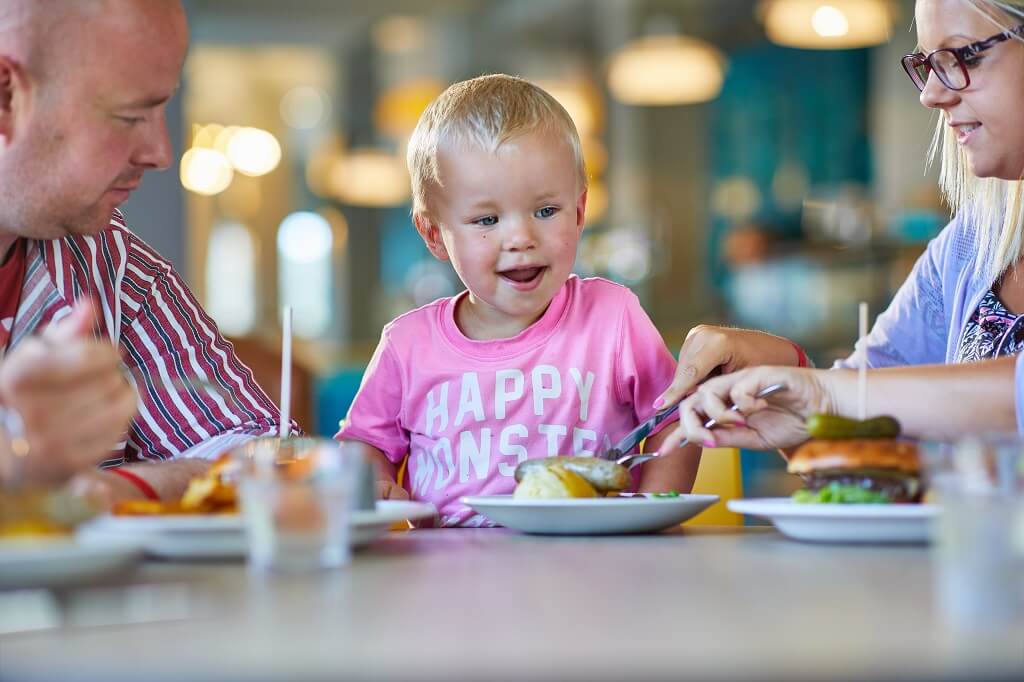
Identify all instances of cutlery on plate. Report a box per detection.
[604,383,788,470]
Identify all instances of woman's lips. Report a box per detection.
[499,266,546,291]
[953,122,981,145]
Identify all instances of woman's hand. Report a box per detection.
[654,326,804,411]
[661,366,836,452]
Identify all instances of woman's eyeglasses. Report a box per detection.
[901,24,1024,92]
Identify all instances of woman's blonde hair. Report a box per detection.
[406,74,586,216]
[930,0,1024,280]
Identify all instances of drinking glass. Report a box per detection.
[234,437,365,572]
[924,436,1024,632]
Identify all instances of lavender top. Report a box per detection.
[832,215,1024,434]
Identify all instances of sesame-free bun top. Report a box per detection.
[787,439,920,476]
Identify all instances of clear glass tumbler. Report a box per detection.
[235,437,364,572]
[925,436,1024,632]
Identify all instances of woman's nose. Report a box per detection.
[919,70,959,110]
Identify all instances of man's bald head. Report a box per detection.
[0,1,107,85]
[0,0,187,245]
[0,1,185,92]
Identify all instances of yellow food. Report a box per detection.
[513,464,597,500]
[0,488,99,537]
[514,456,630,493]
[114,452,238,516]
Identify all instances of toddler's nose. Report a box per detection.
[504,218,537,251]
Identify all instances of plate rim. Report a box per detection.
[461,493,721,509]
[726,497,938,519]
[81,499,438,535]
[0,538,143,564]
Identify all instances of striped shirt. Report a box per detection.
[1,211,289,465]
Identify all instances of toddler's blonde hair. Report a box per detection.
[930,0,1024,280]
[407,74,586,216]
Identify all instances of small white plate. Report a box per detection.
[0,538,142,590]
[76,500,437,560]
[727,498,938,544]
[460,494,719,535]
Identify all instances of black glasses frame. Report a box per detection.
[901,24,1024,92]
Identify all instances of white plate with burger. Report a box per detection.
[730,419,935,544]
[727,498,936,544]
[463,455,719,535]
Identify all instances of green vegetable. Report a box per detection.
[805,414,901,440]
[792,482,891,504]
[650,490,681,498]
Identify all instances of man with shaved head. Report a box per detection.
[0,1,287,502]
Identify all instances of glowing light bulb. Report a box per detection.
[226,127,282,177]
[277,212,333,264]
[180,148,233,196]
[812,5,850,37]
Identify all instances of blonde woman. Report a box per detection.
[658,0,1024,451]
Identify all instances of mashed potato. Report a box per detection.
[513,464,597,499]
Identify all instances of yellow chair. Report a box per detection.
[685,447,744,526]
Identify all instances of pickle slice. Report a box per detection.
[805,414,901,440]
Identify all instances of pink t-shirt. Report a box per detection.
[336,276,678,527]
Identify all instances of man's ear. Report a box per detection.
[0,56,26,144]
[413,212,449,261]
[575,188,588,236]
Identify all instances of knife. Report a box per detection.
[595,405,680,461]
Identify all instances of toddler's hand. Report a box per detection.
[375,478,410,501]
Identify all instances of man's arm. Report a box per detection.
[71,458,213,505]
[115,227,291,463]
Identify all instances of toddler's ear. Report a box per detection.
[414,213,449,261]
[575,188,588,235]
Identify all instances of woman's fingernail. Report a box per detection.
[702,439,717,448]
[653,397,665,409]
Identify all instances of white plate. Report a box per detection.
[76,500,437,560]
[460,494,719,535]
[727,498,938,544]
[0,538,142,590]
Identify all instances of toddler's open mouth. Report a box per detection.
[498,266,546,288]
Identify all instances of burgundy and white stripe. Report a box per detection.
[4,210,291,465]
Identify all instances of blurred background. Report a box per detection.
[124,0,947,498]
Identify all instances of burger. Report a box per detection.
[789,416,921,504]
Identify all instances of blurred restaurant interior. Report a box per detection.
[123,0,947,499]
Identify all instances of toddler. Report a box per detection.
[337,74,701,526]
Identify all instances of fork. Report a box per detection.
[614,383,788,470]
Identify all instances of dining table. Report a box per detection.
[1,525,1022,681]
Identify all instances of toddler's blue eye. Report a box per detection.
[475,216,498,226]
[535,206,557,218]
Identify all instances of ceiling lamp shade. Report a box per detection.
[607,35,725,106]
[327,149,410,208]
[760,0,893,49]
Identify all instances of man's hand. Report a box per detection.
[0,301,137,486]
